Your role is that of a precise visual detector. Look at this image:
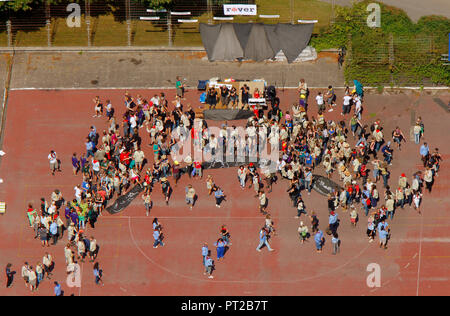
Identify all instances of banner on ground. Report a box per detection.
[106,185,144,215]
[223,4,257,16]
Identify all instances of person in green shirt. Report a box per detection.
[26,204,37,227]
[176,76,184,98]
[88,207,97,229]
[78,201,88,229]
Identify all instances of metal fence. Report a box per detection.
[0,0,332,47]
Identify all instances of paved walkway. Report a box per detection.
[8,51,344,89]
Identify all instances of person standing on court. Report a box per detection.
[314,229,324,253]
[202,243,208,267]
[214,238,227,261]
[5,263,14,288]
[256,227,274,252]
[54,281,62,296]
[176,76,185,98]
[93,262,104,286]
[185,184,196,210]
[48,150,60,176]
[331,233,340,255]
[204,254,214,279]
[153,229,164,248]
[214,187,225,208]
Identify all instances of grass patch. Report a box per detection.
[0,0,333,47]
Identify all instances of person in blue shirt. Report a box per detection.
[54,281,62,296]
[214,187,225,208]
[362,187,371,216]
[314,230,324,253]
[214,238,227,261]
[201,243,208,267]
[153,229,164,248]
[331,233,340,255]
[356,135,367,148]
[49,221,58,245]
[328,211,339,235]
[377,219,389,235]
[256,227,274,252]
[379,226,389,249]
[85,137,95,158]
[93,262,104,286]
[420,142,430,167]
[204,256,214,279]
[81,180,90,192]
[381,141,394,165]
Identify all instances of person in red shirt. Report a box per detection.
[193,161,202,178]
[120,151,131,167]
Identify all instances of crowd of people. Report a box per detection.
[11,76,444,289]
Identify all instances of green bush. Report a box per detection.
[313,0,450,86]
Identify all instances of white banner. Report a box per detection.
[223,4,257,16]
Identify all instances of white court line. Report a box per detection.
[127,216,372,284]
[416,211,424,296]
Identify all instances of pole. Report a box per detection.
[86,0,91,46]
[126,0,131,46]
[168,11,172,47]
[6,21,11,47]
[45,0,51,47]
[207,0,212,25]
[46,20,51,47]
[86,19,91,47]
[290,0,294,24]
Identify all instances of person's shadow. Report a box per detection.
[192,194,198,207]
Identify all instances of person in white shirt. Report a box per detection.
[209,134,218,159]
[354,95,362,119]
[89,237,98,262]
[342,94,352,116]
[74,185,82,203]
[150,94,159,106]
[64,244,73,265]
[28,267,37,291]
[48,150,60,175]
[42,253,53,279]
[21,262,30,288]
[316,92,325,112]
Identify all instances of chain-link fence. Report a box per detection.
[0,0,333,47]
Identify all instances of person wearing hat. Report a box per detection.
[398,173,408,189]
[172,160,181,185]
[395,187,405,209]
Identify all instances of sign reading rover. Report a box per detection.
[223,4,257,16]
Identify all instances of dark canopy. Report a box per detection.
[244,23,275,61]
[199,22,315,63]
[275,23,315,63]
